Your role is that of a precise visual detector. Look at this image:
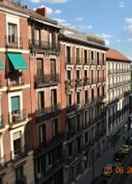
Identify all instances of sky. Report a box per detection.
[22,0,132,58]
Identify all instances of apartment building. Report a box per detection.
[28,7,65,184]
[0,1,131,184]
[60,28,108,184]
[0,0,34,183]
[106,49,131,144]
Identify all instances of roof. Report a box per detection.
[106,48,131,63]
[60,27,108,50]
[0,1,59,28]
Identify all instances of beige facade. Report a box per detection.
[106,50,131,137]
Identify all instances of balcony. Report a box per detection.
[7,77,27,91]
[15,176,27,184]
[5,36,23,49]
[29,39,59,54]
[83,78,90,86]
[89,60,97,65]
[75,79,83,88]
[65,80,74,93]
[66,57,74,65]
[66,104,77,113]
[35,74,59,88]
[8,110,27,127]
[76,57,82,65]
[36,104,61,122]
[11,145,30,162]
[90,79,98,85]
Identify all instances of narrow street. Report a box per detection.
[77,127,131,184]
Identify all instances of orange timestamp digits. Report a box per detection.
[103,166,132,175]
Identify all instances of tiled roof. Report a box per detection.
[0,1,58,26]
[106,48,131,62]
[60,27,108,50]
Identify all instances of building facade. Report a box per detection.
[28,8,65,184]
[0,1,131,184]
[60,28,108,184]
[106,49,131,145]
[0,0,34,183]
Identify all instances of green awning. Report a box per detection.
[7,52,28,70]
[0,60,4,70]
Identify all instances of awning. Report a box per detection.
[0,60,4,70]
[7,52,28,70]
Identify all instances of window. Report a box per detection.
[11,96,20,113]
[91,89,94,100]
[77,114,81,130]
[91,70,93,83]
[37,91,45,112]
[35,29,41,41]
[46,153,53,171]
[37,58,44,76]
[85,132,88,143]
[68,142,72,156]
[67,94,72,107]
[8,23,17,44]
[102,53,105,65]
[13,131,22,157]
[16,165,24,181]
[84,50,87,64]
[76,48,80,63]
[76,70,80,80]
[84,70,87,79]
[67,46,71,63]
[77,92,80,104]
[91,51,94,60]
[51,89,57,108]
[68,118,75,132]
[97,87,100,97]
[85,90,88,103]
[50,59,56,79]
[97,52,99,65]
[102,86,105,96]
[0,97,2,128]
[0,178,2,184]
[39,124,46,145]
[51,32,57,47]
[67,70,71,80]
[97,70,99,82]
[52,118,58,137]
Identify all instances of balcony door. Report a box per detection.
[37,91,45,112]
[50,59,56,79]
[67,46,71,63]
[11,96,20,113]
[8,23,18,45]
[37,59,44,77]
[51,89,57,108]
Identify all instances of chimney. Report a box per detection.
[35,7,47,17]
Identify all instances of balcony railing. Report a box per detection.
[16,176,27,184]
[29,39,59,53]
[11,145,30,161]
[7,78,25,88]
[5,36,23,49]
[83,78,90,86]
[35,74,59,88]
[66,57,73,64]
[65,80,74,89]
[36,104,61,118]
[8,109,27,125]
[75,79,83,87]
